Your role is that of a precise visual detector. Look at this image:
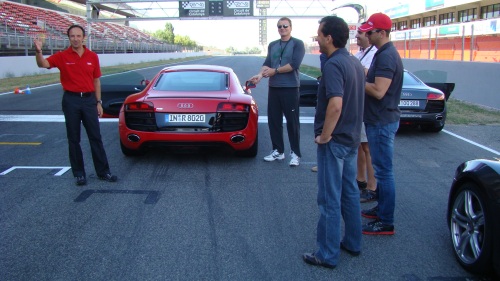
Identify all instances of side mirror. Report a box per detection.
[244,80,256,94]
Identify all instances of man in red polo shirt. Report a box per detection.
[34,24,117,186]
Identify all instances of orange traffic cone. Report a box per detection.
[14,87,20,94]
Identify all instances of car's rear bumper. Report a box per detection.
[119,122,258,152]
[400,111,446,125]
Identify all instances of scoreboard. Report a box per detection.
[179,0,253,18]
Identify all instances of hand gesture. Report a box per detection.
[33,38,42,53]
[249,74,261,84]
[262,67,277,78]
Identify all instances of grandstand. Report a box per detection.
[3,0,499,61]
[308,0,500,63]
[389,0,500,63]
[0,0,188,56]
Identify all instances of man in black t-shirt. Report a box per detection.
[358,13,403,236]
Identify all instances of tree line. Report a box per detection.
[149,23,198,48]
[147,22,262,54]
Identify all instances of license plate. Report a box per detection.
[399,100,420,107]
[166,114,205,123]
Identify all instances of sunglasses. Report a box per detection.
[367,29,382,35]
[277,25,289,29]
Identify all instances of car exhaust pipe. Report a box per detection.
[128,134,140,142]
[231,135,245,143]
[435,114,443,121]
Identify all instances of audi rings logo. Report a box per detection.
[177,103,194,109]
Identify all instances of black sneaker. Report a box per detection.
[356,180,367,190]
[362,220,395,235]
[75,176,87,186]
[302,253,336,269]
[361,205,379,219]
[360,189,378,203]
[98,173,117,182]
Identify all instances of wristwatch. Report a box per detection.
[97,100,103,105]
[275,67,279,74]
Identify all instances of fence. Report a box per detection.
[392,32,500,63]
[0,27,200,56]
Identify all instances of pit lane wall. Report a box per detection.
[302,54,500,110]
[0,52,205,78]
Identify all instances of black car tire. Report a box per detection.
[120,140,145,156]
[449,182,493,274]
[235,133,258,158]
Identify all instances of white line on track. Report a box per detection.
[0,114,498,156]
[0,166,71,176]
[442,129,500,155]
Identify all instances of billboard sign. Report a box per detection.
[179,0,253,18]
[179,1,208,17]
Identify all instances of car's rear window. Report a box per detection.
[153,71,228,91]
[403,71,423,86]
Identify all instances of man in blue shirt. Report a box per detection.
[303,16,365,269]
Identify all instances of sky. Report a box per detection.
[133,18,338,50]
[126,1,370,50]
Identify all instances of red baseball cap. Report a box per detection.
[358,13,392,32]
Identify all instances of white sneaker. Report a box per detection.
[263,149,285,162]
[289,152,300,166]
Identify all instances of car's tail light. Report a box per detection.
[213,103,250,132]
[217,103,249,112]
[124,102,156,132]
[425,92,446,113]
[427,92,444,100]
[125,102,154,111]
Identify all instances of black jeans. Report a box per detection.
[62,93,111,177]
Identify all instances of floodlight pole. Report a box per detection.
[86,2,92,49]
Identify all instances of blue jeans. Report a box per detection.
[365,121,399,225]
[315,141,362,266]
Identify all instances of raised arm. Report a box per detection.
[34,38,50,68]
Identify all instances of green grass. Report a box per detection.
[2,58,499,125]
[0,57,207,93]
[300,65,322,79]
[446,98,500,125]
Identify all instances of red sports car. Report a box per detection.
[118,65,259,157]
